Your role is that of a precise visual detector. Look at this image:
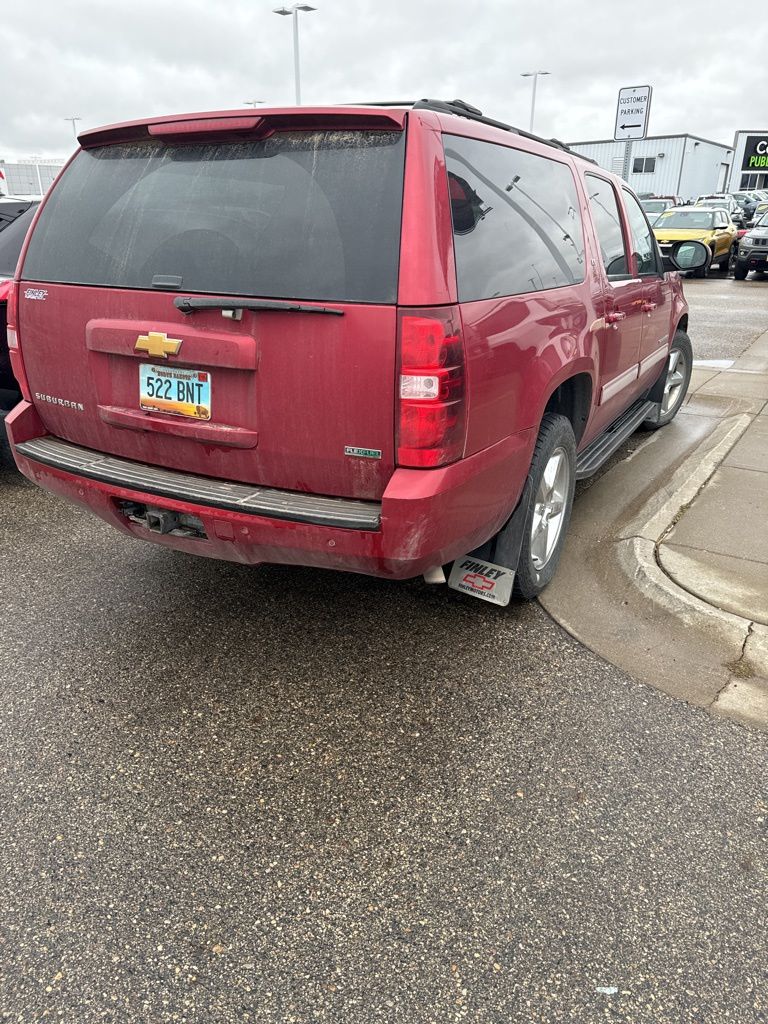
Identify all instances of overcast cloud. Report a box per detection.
[2,0,765,160]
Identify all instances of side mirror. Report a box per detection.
[664,239,709,273]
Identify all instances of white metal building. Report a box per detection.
[728,130,768,192]
[0,158,65,197]
[567,134,733,201]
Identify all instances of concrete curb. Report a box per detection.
[541,331,768,729]
[617,403,768,728]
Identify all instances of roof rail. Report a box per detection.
[412,98,596,163]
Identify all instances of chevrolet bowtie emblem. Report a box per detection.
[135,331,182,359]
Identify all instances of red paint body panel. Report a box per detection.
[460,289,595,453]
[17,283,398,500]
[398,112,457,307]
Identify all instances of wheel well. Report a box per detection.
[677,314,688,334]
[543,373,592,445]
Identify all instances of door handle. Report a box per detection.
[641,301,657,313]
[605,311,626,325]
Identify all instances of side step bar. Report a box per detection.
[575,399,656,480]
[15,436,382,531]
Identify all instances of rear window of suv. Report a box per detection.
[22,131,406,304]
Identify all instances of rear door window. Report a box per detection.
[22,131,406,304]
[585,175,629,279]
[622,190,661,276]
[444,135,585,301]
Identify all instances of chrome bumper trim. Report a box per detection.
[15,436,382,531]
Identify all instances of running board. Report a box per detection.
[575,400,656,480]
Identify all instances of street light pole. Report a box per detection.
[65,116,82,140]
[273,4,316,105]
[520,72,550,133]
[243,100,265,107]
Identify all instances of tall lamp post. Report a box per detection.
[272,4,316,105]
[65,116,82,140]
[520,71,550,133]
[243,100,265,107]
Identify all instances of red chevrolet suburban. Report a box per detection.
[6,99,705,603]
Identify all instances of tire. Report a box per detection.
[642,330,693,430]
[734,262,748,281]
[513,413,576,600]
[717,256,730,272]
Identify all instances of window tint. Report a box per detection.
[22,132,406,304]
[586,175,628,278]
[444,136,585,301]
[622,190,659,275]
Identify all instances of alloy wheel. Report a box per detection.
[662,347,687,416]
[530,447,570,571]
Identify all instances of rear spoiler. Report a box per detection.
[78,107,407,148]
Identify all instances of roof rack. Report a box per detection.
[337,98,596,164]
[412,98,595,162]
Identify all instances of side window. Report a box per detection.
[585,175,629,279]
[444,136,585,301]
[622,190,660,276]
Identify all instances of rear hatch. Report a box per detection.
[18,113,407,500]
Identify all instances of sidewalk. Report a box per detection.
[540,330,768,731]
[659,352,768,625]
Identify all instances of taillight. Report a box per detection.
[397,306,467,468]
[5,281,33,402]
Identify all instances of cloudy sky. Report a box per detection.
[2,0,765,160]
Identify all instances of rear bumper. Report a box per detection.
[7,401,534,580]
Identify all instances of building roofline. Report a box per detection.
[568,132,732,150]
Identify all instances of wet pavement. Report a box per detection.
[1,274,768,1022]
[681,274,768,362]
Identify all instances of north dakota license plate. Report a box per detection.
[139,364,212,421]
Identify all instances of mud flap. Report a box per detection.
[447,477,533,606]
[447,556,516,606]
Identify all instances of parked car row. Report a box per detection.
[640,190,768,231]
[2,99,709,604]
[642,188,768,280]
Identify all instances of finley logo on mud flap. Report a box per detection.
[447,557,515,606]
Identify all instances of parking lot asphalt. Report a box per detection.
[2,456,768,1023]
[682,274,768,362]
[2,274,767,1023]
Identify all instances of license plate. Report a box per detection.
[139,364,212,421]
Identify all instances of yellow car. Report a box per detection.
[653,206,737,276]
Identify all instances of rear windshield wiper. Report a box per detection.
[173,296,344,317]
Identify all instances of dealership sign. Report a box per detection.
[742,136,768,170]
